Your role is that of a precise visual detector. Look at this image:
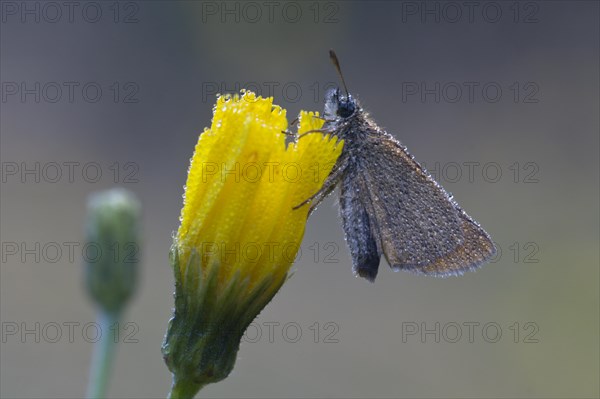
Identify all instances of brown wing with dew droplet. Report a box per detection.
[360,134,496,276]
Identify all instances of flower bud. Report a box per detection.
[84,188,141,314]
[162,91,343,398]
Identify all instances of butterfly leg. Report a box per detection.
[310,115,336,123]
[297,129,331,139]
[293,156,349,212]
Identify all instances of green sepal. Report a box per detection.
[162,242,286,398]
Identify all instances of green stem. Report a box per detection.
[168,375,205,399]
[86,311,120,399]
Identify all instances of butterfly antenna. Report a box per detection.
[329,50,350,98]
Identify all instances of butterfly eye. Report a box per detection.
[337,100,355,118]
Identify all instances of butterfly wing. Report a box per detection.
[338,170,382,281]
[358,133,496,276]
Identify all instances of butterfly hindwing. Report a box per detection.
[338,170,382,281]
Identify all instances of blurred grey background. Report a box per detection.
[1,1,598,398]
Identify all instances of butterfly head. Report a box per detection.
[324,88,357,120]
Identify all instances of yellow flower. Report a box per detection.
[177,90,341,296]
[162,91,343,398]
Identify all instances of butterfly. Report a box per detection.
[297,50,496,281]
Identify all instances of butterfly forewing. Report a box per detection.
[358,132,495,276]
